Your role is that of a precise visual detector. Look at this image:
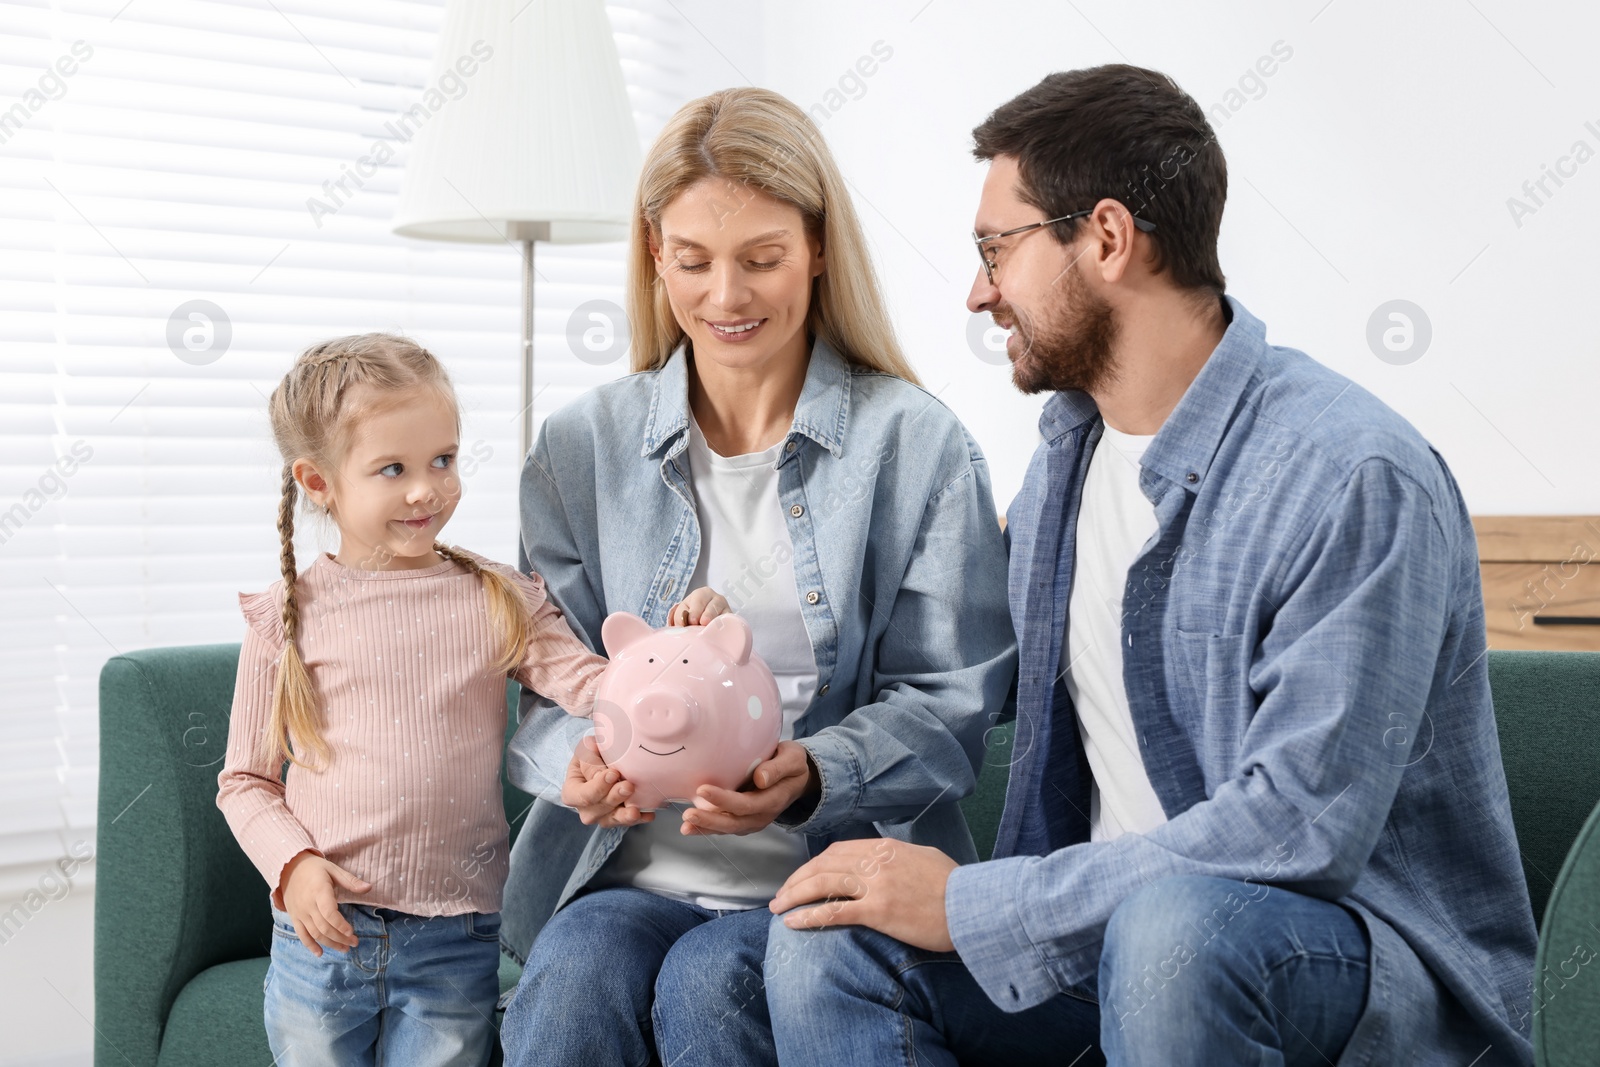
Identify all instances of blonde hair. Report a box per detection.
[264,333,530,769]
[627,87,921,384]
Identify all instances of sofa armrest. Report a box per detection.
[1534,796,1600,1064]
[95,643,268,1067]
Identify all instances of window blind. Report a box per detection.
[0,0,687,891]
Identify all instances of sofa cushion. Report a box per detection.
[1533,798,1600,1062]
[1489,651,1600,926]
[154,954,523,1067]
[498,950,523,998]
[962,723,1014,863]
[156,958,272,1067]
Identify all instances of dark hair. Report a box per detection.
[972,64,1227,298]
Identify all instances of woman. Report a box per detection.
[498,87,1015,1067]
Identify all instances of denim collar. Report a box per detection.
[1037,293,1263,494]
[641,333,853,460]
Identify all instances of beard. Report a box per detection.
[1002,259,1120,395]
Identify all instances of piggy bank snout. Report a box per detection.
[630,687,698,746]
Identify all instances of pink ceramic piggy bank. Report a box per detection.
[592,612,782,811]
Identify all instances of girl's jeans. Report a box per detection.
[265,902,501,1067]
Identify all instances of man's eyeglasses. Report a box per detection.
[973,209,1157,285]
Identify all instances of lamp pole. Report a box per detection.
[390,0,639,464]
[511,219,551,459]
[521,235,535,459]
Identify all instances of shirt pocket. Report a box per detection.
[1171,630,1253,765]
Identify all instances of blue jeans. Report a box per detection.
[500,886,775,1067]
[766,875,1371,1066]
[264,902,501,1067]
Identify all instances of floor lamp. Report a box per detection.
[392,0,641,458]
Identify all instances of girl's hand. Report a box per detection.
[562,736,654,827]
[280,851,373,956]
[682,740,820,836]
[667,587,731,627]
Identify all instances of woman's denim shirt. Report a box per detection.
[499,336,1017,958]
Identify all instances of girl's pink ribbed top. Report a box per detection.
[215,547,605,916]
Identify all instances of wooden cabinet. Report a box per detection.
[1473,516,1600,652]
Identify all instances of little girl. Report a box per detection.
[216,333,720,1067]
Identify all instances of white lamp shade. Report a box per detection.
[391,0,642,244]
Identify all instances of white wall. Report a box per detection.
[678,0,1599,514]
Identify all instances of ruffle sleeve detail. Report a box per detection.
[509,568,550,615]
[475,554,549,617]
[238,584,287,650]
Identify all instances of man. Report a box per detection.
[764,64,1536,1065]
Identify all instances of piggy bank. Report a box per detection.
[592,611,782,811]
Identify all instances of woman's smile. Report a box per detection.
[705,317,768,343]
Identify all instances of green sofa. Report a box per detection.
[95,645,1600,1065]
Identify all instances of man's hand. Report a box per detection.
[682,740,818,836]
[280,850,372,956]
[562,736,655,827]
[768,839,959,953]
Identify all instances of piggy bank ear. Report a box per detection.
[699,614,753,666]
[601,612,654,657]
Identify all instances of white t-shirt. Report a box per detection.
[1063,422,1170,842]
[591,415,819,910]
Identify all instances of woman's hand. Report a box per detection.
[561,735,655,827]
[681,740,820,836]
[280,850,372,956]
[667,587,731,627]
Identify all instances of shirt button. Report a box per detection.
[790,504,804,518]
[819,683,829,695]
[785,441,797,453]
[805,590,820,605]
[1186,472,1199,483]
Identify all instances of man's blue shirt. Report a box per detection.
[946,295,1536,1065]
